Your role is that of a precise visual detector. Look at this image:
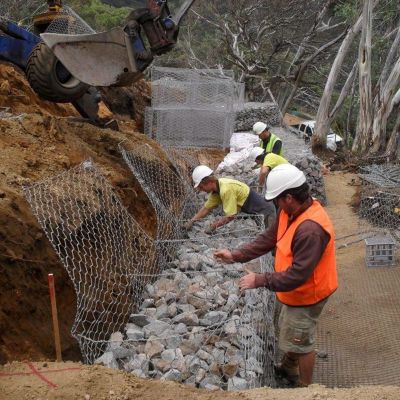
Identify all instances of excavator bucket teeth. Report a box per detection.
[41,29,143,87]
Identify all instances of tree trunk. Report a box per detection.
[280,0,341,116]
[352,0,373,153]
[346,76,357,147]
[369,28,400,153]
[281,31,346,117]
[313,16,363,151]
[385,104,400,160]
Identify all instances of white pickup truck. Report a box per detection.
[288,120,344,151]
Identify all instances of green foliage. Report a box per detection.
[334,0,361,23]
[67,0,130,30]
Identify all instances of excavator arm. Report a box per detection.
[41,0,196,87]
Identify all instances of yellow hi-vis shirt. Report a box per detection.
[263,153,289,169]
[204,178,250,216]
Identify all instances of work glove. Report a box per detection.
[204,224,216,235]
[183,220,194,231]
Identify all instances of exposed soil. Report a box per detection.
[0,62,160,364]
[1,361,400,400]
[1,62,399,399]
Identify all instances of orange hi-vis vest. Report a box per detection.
[275,200,338,306]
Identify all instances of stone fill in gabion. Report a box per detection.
[218,151,327,205]
[95,218,276,390]
[234,103,281,132]
[294,156,327,205]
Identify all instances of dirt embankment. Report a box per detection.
[0,62,158,363]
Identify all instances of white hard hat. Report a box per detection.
[252,121,269,135]
[265,164,306,200]
[249,147,265,160]
[192,165,213,188]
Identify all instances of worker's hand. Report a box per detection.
[204,224,216,235]
[183,220,194,231]
[214,249,234,264]
[239,268,258,291]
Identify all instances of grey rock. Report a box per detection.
[156,304,169,319]
[112,347,133,359]
[139,298,154,309]
[131,369,147,378]
[176,303,196,314]
[189,357,209,374]
[173,312,199,326]
[199,375,221,389]
[108,332,123,350]
[126,325,145,341]
[195,368,206,383]
[144,336,165,358]
[165,334,182,350]
[161,369,182,382]
[228,377,248,390]
[94,351,118,369]
[143,320,171,337]
[161,349,176,361]
[196,349,211,363]
[129,314,151,327]
[174,323,188,335]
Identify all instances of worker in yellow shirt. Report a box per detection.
[184,165,276,233]
[250,147,289,189]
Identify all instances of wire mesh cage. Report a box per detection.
[365,235,396,268]
[24,160,157,363]
[358,163,400,241]
[24,160,277,389]
[146,67,244,150]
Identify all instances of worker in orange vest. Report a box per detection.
[214,163,337,387]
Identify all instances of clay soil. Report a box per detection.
[1,62,400,399]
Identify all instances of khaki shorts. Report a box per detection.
[278,298,328,354]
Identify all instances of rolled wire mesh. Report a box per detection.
[24,160,157,363]
[358,163,400,241]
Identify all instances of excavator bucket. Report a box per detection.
[41,29,143,87]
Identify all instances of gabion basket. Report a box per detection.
[365,235,396,268]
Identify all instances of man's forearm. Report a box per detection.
[231,221,278,262]
[213,215,235,229]
[258,167,269,186]
[192,206,211,221]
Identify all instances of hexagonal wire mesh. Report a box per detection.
[0,2,94,34]
[24,160,277,389]
[119,141,201,268]
[45,5,95,35]
[24,160,157,363]
[146,67,244,149]
[0,0,45,29]
[358,163,400,243]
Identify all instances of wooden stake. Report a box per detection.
[48,273,62,362]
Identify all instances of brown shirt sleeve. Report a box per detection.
[231,216,279,262]
[234,219,331,292]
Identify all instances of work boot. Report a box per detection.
[274,354,299,383]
